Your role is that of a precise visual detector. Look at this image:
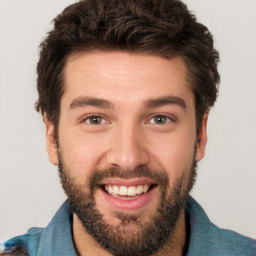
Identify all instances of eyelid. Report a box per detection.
[147,114,176,124]
[86,116,106,125]
[80,114,109,125]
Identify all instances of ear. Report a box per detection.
[195,113,208,162]
[44,114,59,165]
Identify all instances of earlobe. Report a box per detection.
[44,114,59,166]
[195,113,208,162]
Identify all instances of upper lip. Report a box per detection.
[99,177,156,187]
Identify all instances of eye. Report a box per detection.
[149,115,172,125]
[85,115,106,125]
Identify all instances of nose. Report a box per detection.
[106,124,150,171]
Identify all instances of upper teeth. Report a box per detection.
[105,184,150,196]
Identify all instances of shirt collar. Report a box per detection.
[38,196,210,255]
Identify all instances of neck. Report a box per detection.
[73,210,187,256]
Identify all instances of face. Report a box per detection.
[45,51,207,255]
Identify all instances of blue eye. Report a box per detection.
[85,116,106,125]
[149,115,171,125]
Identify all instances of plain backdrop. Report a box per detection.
[0,0,255,241]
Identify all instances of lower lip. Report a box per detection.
[99,186,158,211]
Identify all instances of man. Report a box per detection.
[1,0,255,255]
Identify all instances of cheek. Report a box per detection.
[148,131,196,178]
[58,128,108,178]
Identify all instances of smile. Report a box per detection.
[98,179,158,210]
[104,184,151,197]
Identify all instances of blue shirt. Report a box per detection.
[1,197,256,255]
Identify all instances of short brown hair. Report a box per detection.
[35,0,220,131]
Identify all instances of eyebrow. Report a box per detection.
[70,95,186,111]
[70,96,114,109]
[143,96,187,110]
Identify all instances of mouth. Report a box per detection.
[102,184,155,199]
[98,179,158,210]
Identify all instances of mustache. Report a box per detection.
[88,166,169,193]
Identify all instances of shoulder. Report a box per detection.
[0,227,44,256]
[0,201,75,256]
[186,197,256,256]
[208,223,256,255]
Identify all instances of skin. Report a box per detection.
[45,51,208,255]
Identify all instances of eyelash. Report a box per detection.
[81,114,175,126]
[148,114,175,125]
[82,115,107,125]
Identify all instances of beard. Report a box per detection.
[58,152,197,256]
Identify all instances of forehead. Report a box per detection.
[62,51,193,107]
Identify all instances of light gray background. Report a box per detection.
[0,0,255,241]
